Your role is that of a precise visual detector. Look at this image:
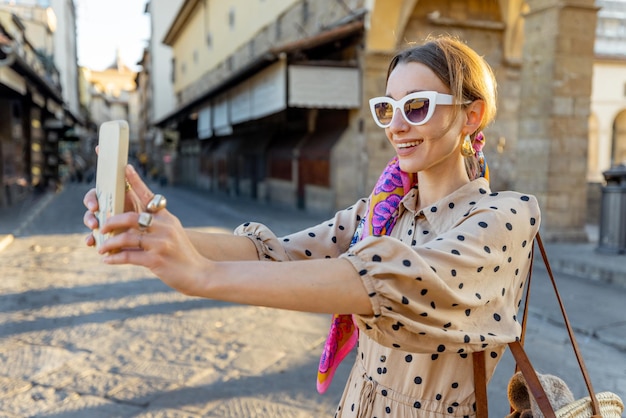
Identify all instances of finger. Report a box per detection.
[100,212,139,235]
[98,229,142,254]
[125,164,155,207]
[83,188,98,212]
[83,210,99,230]
[102,247,149,267]
[85,233,96,247]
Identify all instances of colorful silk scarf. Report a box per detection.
[316,133,488,394]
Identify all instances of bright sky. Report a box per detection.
[74,0,151,71]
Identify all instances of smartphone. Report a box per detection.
[94,120,130,250]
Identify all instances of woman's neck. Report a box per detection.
[416,169,471,211]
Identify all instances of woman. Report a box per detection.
[84,36,541,417]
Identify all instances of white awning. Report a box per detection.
[197,106,212,139]
[249,59,286,119]
[210,59,287,130]
[203,61,359,132]
[230,79,253,124]
[288,65,360,109]
[213,93,231,136]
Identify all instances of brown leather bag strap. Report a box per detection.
[519,242,534,347]
[473,351,489,418]
[473,238,537,418]
[473,233,602,417]
[508,341,556,418]
[473,344,558,418]
[534,233,601,416]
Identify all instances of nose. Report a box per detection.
[387,108,409,132]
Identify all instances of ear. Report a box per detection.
[463,99,486,136]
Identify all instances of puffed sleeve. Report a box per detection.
[340,192,541,354]
[234,198,368,261]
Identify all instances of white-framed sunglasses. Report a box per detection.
[369,91,464,128]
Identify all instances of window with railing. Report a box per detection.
[595,0,626,56]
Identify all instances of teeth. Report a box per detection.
[397,141,422,149]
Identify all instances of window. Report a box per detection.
[229,7,235,30]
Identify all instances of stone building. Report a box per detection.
[140,0,184,184]
[586,0,626,225]
[0,4,73,204]
[591,0,626,175]
[152,0,598,241]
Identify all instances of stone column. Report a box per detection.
[515,0,598,242]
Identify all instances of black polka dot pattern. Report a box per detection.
[233,179,540,418]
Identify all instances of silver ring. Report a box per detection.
[147,194,167,213]
[138,212,153,230]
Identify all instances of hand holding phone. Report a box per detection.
[94,120,129,250]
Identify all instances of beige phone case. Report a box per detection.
[94,120,129,250]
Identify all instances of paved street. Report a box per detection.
[0,182,624,417]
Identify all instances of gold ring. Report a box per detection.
[138,212,153,230]
[147,194,167,213]
[125,180,132,192]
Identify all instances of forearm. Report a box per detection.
[193,257,373,315]
[186,229,259,261]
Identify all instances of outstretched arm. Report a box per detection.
[87,164,372,315]
[107,233,370,315]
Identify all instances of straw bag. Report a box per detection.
[473,233,624,418]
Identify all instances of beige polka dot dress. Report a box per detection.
[235,178,541,417]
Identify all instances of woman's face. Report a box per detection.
[383,62,466,175]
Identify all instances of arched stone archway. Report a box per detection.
[612,109,626,165]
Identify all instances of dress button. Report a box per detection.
[380,355,387,362]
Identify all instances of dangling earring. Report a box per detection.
[461,134,475,157]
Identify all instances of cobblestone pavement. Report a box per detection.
[0,230,354,417]
[0,183,624,417]
[0,183,353,417]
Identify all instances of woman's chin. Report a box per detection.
[397,158,420,174]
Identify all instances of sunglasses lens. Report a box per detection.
[373,102,394,126]
[404,98,429,124]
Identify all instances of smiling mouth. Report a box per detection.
[396,140,423,149]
